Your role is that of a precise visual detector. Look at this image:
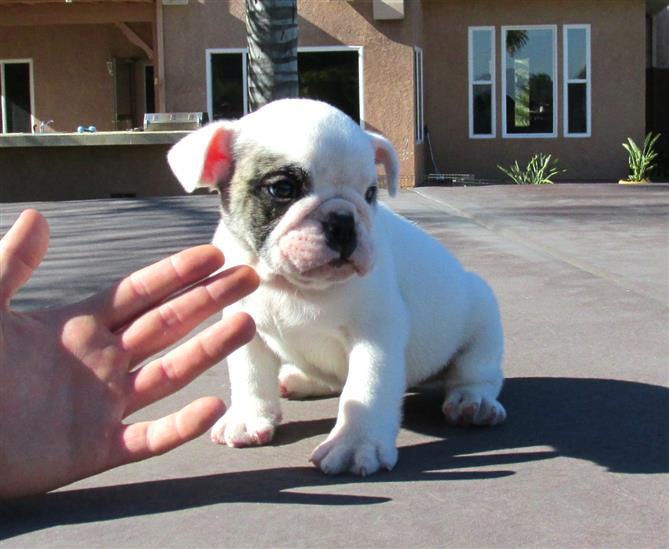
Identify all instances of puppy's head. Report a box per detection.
[168,99,399,289]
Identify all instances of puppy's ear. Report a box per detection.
[367,131,399,197]
[167,121,236,193]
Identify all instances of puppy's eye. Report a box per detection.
[266,179,300,201]
[365,185,378,204]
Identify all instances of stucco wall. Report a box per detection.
[422,0,647,182]
[162,0,422,186]
[0,143,181,202]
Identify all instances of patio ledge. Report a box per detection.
[0,131,190,148]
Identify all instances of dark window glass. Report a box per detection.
[211,53,245,120]
[567,83,587,134]
[298,50,359,123]
[473,84,492,135]
[145,65,155,114]
[4,63,31,133]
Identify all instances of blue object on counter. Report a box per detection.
[76,125,97,133]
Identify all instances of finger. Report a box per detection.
[120,265,259,365]
[0,209,50,307]
[85,245,226,330]
[124,311,255,416]
[112,396,226,466]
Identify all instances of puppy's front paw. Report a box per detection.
[442,384,506,427]
[309,431,398,476]
[210,406,281,448]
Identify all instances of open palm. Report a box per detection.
[0,210,258,498]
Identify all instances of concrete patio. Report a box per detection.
[1,184,667,548]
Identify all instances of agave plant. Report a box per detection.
[622,132,661,182]
[497,153,566,185]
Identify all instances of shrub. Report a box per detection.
[622,132,661,182]
[497,153,566,185]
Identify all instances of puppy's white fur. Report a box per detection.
[168,99,505,476]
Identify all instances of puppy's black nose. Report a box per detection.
[322,213,357,260]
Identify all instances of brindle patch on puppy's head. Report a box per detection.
[225,141,311,253]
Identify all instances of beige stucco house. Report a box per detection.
[1,0,667,199]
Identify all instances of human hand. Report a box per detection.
[0,209,259,498]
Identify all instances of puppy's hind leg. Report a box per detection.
[279,364,342,399]
[442,275,506,427]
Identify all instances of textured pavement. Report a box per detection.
[1,184,668,548]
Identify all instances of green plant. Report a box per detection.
[497,153,566,185]
[622,132,661,182]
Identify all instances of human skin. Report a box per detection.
[0,209,259,498]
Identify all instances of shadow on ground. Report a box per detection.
[2,376,667,538]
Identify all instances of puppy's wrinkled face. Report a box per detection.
[168,99,399,290]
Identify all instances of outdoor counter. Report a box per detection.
[0,131,191,202]
[0,131,189,149]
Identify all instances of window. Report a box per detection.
[207,49,248,121]
[502,26,557,138]
[414,47,424,143]
[298,47,362,124]
[469,27,496,138]
[564,25,591,137]
[207,47,364,124]
[1,60,33,133]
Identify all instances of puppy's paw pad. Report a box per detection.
[442,387,506,427]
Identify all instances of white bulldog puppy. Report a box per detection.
[167,99,506,476]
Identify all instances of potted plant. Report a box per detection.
[619,132,661,184]
[497,153,566,185]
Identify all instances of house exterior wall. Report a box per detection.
[0,0,651,190]
[422,0,647,182]
[162,0,423,186]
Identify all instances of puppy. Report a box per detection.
[167,99,506,476]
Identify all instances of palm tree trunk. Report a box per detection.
[246,0,299,111]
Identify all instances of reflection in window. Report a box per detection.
[503,27,556,137]
[564,25,591,136]
[469,27,495,138]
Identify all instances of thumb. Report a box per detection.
[0,209,50,307]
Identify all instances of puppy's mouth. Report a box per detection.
[301,257,360,281]
[330,257,353,268]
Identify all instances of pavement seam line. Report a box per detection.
[410,189,668,309]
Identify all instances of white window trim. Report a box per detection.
[299,45,365,128]
[414,46,424,143]
[468,26,496,139]
[501,25,558,139]
[563,24,591,138]
[206,46,365,127]
[205,48,249,123]
[0,58,35,134]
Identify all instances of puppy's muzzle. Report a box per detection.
[322,212,357,261]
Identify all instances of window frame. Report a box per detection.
[563,24,592,138]
[414,46,424,143]
[468,26,496,139]
[0,58,35,134]
[501,24,558,139]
